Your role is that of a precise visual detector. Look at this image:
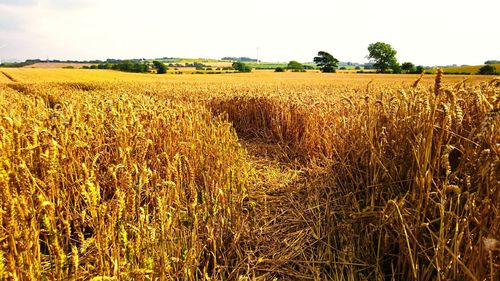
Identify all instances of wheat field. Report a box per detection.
[0,69,498,280]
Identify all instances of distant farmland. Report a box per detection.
[434,63,500,74]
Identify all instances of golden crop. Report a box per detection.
[0,69,498,280]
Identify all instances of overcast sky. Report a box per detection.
[0,0,499,65]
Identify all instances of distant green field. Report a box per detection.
[246,62,317,70]
[156,58,374,71]
[431,64,500,75]
[246,62,287,69]
[157,58,232,64]
[153,58,323,70]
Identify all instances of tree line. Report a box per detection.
[83,60,168,74]
[310,42,498,75]
[312,42,425,74]
[2,47,497,75]
[272,42,426,74]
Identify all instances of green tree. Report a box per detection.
[367,42,399,73]
[401,62,416,73]
[477,65,496,75]
[391,62,402,74]
[232,61,252,72]
[287,60,304,72]
[152,60,168,74]
[275,67,285,72]
[313,51,339,73]
[415,65,425,74]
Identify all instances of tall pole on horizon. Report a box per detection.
[256,46,260,64]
